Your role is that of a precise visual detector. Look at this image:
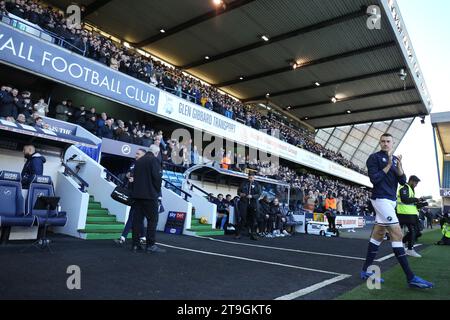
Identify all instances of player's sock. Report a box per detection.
[362,238,381,272]
[392,241,415,281]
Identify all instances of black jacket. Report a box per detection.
[130,153,162,200]
[270,204,283,216]
[98,125,114,139]
[0,92,18,119]
[399,185,428,209]
[238,180,261,208]
[83,119,97,134]
[399,185,420,205]
[21,153,46,189]
[259,199,271,217]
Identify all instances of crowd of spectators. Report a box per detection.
[1,0,367,174]
[220,154,372,216]
[1,81,372,217]
[211,193,293,237]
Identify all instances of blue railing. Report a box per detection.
[61,163,89,192]
[103,169,124,187]
[163,178,191,201]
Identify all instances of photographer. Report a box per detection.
[396,176,428,257]
[436,213,450,245]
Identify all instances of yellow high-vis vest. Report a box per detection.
[396,184,418,215]
[443,223,450,239]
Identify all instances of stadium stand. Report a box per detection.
[1,79,373,218]
[0,0,367,174]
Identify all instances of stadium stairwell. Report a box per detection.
[78,195,129,240]
[187,216,224,237]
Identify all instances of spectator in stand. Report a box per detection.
[221,151,232,170]
[34,117,48,129]
[17,92,34,119]
[74,105,87,126]
[98,118,114,139]
[16,113,27,125]
[86,107,96,119]
[141,130,153,147]
[191,145,200,166]
[336,195,344,215]
[34,97,49,117]
[84,114,97,134]
[55,100,72,122]
[0,87,19,120]
[96,112,107,134]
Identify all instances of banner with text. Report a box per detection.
[0,24,159,114]
[157,92,371,187]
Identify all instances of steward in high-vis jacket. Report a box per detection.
[396,175,428,257]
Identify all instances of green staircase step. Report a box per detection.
[88,204,102,209]
[84,224,125,232]
[82,233,132,240]
[194,230,225,236]
[87,213,113,218]
[88,209,109,215]
[187,225,214,231]
[86,216,120,223]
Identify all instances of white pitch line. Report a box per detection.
[195,236,367,261]
[376,253,395,262]
[275,274,352,300]
[376,244,422,262]
[157,242,349,277]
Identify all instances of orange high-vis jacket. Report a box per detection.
[325,198,337,210]
[221,157,231,170]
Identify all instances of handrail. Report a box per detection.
[61,162,89,192]
[187,181,219,203]
[103,168,124,186]
[162,161,188,173]
[162,178,191,201]
[1,13,86,56]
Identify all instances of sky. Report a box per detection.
[391,0,450,199]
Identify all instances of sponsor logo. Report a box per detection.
[2,172,19,181]
[121,145,131,155]
[36,176,50,184]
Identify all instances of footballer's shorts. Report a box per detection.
[370,199,399,226]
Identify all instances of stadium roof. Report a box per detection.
[431,112,450,155]
[47,0,432,127]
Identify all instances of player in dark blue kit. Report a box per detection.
[360,133,433,289]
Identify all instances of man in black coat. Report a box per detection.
[236,172,261,240]
[0,87,19,119]
[21,145,46,189]
[130,145,165,253]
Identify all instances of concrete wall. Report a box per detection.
[54,171,89,238]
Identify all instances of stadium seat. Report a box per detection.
[0,171,35,227]
[26,176,67,227]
